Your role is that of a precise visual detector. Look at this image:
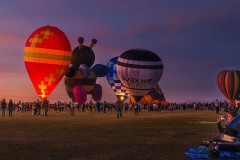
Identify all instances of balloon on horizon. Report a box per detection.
[116,49,163,103]
[106,56,130,102]
[217,70,240,103]
[24,25,71,100]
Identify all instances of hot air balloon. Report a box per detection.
[64,37,109,103]
[217,70,240,103]
[116,49,163,102]
[24,25,71,100]
[130,84,166,104]
[106,57,130,102]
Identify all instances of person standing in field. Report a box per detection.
[42,99,49,116]
[70,99,76,116]
[8,99,14,117]
[116,101,123,119]
[96,101,100,113]
[1,99,7,117]
[215,99,220,114]
[134,103,140,116]
[36,100,41,115]
[89,101,93,114]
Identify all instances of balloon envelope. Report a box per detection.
[130,84,166,104]
[106,56,130,102]
[217,70,240,103]
[65,65,75,78]
[74,85,87,105]
[91,64,109,77]
[79,64,90,78]
[71,46,95,68]
[92,84,102,101]
[116,49,163,102]
[24,25,71,100]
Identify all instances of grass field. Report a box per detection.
[0,109,221,160]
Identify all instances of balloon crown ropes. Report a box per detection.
[24,25,71,100]
[116,49,163,102]
[64,37,109,104]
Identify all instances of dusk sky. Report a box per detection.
[0,0,240,103]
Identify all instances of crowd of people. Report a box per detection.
[0,98,239,119]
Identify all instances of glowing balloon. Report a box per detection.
[116,49,163,102]
[217,70,240,103]
[106,56,130,102]
[24,25,71,100]
[74,85,87,104]
[79,64,90,78]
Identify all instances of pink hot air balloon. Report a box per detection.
[74,85,87,104]
[92,84,102,101]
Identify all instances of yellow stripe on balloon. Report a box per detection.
[24,47,72,56]
[24,52,71,61]
[24,57,70,65]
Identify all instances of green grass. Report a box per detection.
[0,110,221,160]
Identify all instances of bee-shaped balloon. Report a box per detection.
[64,37,109,104]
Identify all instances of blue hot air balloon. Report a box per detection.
[106,56,130,102]
[116,49,163,102]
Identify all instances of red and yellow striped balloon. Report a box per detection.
[24,25,71,100]
[217,70,240,103]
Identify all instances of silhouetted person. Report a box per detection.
[1,99,7,117]
[8,99,14,117]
